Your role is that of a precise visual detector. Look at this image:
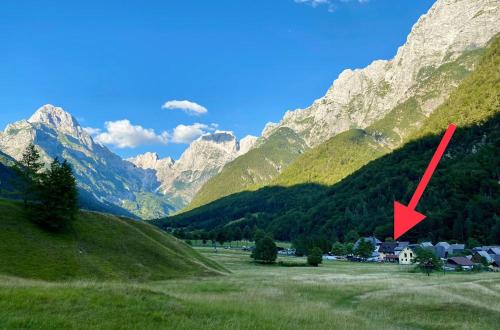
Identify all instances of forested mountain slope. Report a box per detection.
[157,35,500,244]
[187,127,308,210]
[187,0,499,209]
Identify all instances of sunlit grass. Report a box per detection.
[1,247,499,329]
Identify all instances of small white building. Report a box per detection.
[399,246,416,265]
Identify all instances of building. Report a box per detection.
[487,247,500,255]
[447,257,473,270]
[434,242,451,259]
[394,241,409,256]
[491,255,500,271]
[378,242,398,260]
[420,242,434,250]
[399,246,416,265]
[472,251,493,264]
[448,244,465,256]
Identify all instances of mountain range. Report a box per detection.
[160,31,500,244]
[0,0,498,228]
[0,106,256,218]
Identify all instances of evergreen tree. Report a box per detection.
[15,143,44,207]
[251,235,277,264]
[34,158,78,231]
[307,247,323,267]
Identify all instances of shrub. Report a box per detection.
[307,247,323,267]
[251,235,277,264]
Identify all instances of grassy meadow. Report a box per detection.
[1,247,499,329]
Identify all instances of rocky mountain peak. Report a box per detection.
[128,152,174,171]
[239,135,258,155]
[264,0,500,147]
[28,104,83,136]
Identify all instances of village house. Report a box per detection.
[394,241,409,256]
[472,250,493,264]
[434,242,451,259]
[420,242,434,250]
[487,247,500,255]
[446,257,473,270]
[398,246,417,265]
[490,255,500,271]
[378,242,398,261]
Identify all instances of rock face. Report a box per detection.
[188,0,500,209]
[263,0,500,147]
[0,104,172,219]
[129,131,257,209]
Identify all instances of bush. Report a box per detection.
[251,235,277,264]
[354,240,374,259]
[414,248,442,275]
[307,247,323,267]
[331,242,346,256]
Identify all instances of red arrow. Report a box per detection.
[394,124,457,240]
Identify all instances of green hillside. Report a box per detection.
[0,199,225,281]
[273,46,486,187]
[187,127,308,210]
[158,35,500,244]
[186,43,486,210]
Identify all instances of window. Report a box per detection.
[404,253,407,258]
[410,253,413,258]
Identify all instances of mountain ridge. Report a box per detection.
[187,0,500,210]
[159,33,500,244]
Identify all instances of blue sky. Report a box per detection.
[0,0,435,159]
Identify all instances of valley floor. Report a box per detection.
[1,248,500,329]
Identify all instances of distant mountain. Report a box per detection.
[188,127,308,210]
[129,132,257,210]
[187,0,500,209]
[0,105,172,219]
[158,33,500,244]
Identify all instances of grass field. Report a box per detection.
[0,199,225,281]
[1,247,499,329]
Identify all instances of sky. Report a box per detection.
[0,0,435,159]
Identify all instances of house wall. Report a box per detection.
[399,247,415,265]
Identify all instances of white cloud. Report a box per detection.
[83,127,101,135]
[162,100,208,116]
[295,0,330,7]
[171,123,218,144]
[93,120,169,148]
[294,0,367,12]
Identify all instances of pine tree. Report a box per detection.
[15,143,44,207]
[34,158,78,230]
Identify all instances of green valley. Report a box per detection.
[1,248,499,329]
[160,34,500,244]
